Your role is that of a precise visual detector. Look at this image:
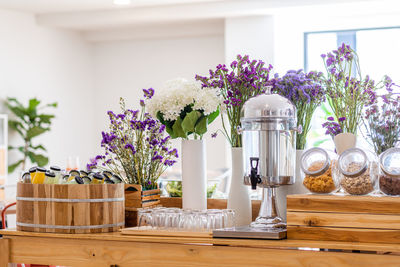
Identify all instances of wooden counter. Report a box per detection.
[1,229,400,266]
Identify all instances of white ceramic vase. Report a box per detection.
[181,139,207,210]
[227,147,252,226]
[276,150,307,222]
[334,133,357,155]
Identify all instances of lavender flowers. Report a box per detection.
[196,55,274,147]
[87,95,178,189]
[364,82,400,154]
[321,43,377,135]
[274,69,325,149]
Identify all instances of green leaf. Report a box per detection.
[195,116,208,135]
[181,110,201,133]
[8,120,25,137]
[6,104,27,120]
[38,114,55,124]
[30,144,47,151]
[8,160,24,173]
[17,146,25,153]
[172,117,187,138]
[207,108,220,124]
[27,126,48,140]
[165,126,177,139]
[27,152,48,167]
[28,98,40,112]
[46,102,58,108]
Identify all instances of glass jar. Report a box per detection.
[379,147,400,196]
[338,148,378,195]
[301,147,339,194]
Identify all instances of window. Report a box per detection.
[303,27,400,149]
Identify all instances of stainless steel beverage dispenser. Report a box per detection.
[240,86,297,229]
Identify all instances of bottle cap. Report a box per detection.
[50,166,61,172]
[37,167,46,173]
[29,167,37,173]
[45,171,56,178]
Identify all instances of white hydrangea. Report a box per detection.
[147,78,220,121]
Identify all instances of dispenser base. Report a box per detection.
[213,226,286,239]
[250,216,286,229]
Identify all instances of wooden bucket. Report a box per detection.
[16,183,124,234]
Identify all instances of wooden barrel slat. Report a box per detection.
[16,183,124,234]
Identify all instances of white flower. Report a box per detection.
[147,78,220,121]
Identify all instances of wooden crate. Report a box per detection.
[287,194,400,244]
[124,184,161,227]
[16,183,125,234]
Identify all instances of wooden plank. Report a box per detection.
[5,230,400,253]
[0,238,9,266]
[288,225,400,244]
[287,194,400,214]
[6,235,400,267]
[287,211,400,229]
[121,226,212,238]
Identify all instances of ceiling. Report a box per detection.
[0,0,223,14]
[0,0,397,31]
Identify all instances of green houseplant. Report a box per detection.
[6,97,57,172]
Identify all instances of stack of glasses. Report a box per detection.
[138,208,236,231]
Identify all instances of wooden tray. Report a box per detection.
[121,226,212,238]
[287,194,400,244]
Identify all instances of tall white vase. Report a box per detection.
[181,139,207,210]
[289,150,309,195]
[276,150,307,222]
[227,147,252,226]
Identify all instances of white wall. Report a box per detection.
[0,9,95,185]
[92,34,227,171]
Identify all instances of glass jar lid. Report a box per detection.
[380,147,400,177]
[338,148,368,178]
[300,147,331,176]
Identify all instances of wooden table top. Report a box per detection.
[2,229,400,253]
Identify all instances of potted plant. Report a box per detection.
[195,55,274,226]
[321,43,377,154]
[87,94,178,226]
[146,78,220,210]
[6,97,57,173]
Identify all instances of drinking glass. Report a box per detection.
[138,209,153,227]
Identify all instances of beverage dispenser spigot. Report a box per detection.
[250,157,261,190]
[241,86,297,229]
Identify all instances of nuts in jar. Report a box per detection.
[379,148,400,196]
[338,148,378,196]
[379,174,400,195]
[301,148,338,194]
[303,161,336,193]
[340,163,374,195]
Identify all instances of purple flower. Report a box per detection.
[327,116,334,121]
[211,132,218,138]
[338,117,346,122]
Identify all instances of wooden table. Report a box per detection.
[1,230,400,266]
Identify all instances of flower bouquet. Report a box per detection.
[196,54,274,147]
[364,80,400,155]
[321,43,377,136]
[147,78,220,210]
[321,43,380,153]
[147,78,220,140]
[87,95,178,189]
[274,69,325,150]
